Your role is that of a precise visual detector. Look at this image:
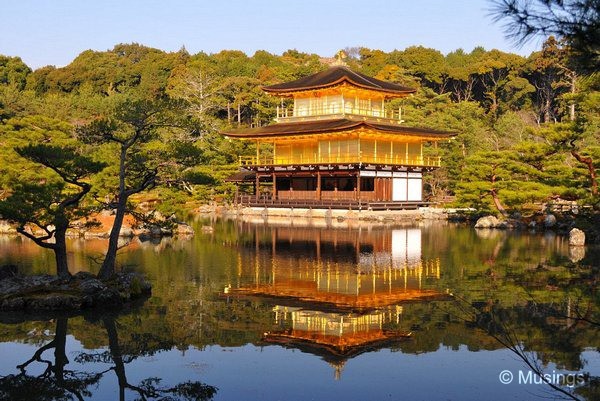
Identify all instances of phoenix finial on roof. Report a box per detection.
[332,50,348,66]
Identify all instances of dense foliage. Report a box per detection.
[0,40,598,222]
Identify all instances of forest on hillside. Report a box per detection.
[0,39,598,219]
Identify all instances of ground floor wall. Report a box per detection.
[264,171,423,202]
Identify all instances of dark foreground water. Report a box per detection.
[0,218,598,401]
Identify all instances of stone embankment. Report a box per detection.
[474,213,581,233]
[0,268,151,311]
[474,214,590,255]
[208,205,474,223]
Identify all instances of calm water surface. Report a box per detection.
[0,218,598,401]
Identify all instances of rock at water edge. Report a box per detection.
[544,214,557,228]
[474,215,500,228]
[569,228,585,246]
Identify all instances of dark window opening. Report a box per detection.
[338,178,355,191]
[321,177,357,191]
[360,177,375,191]
[276,178,291,191]
[322,177,336,191]
[291,177,317,191]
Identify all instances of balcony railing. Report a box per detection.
[239,153,441,167]
[276,106,404,124]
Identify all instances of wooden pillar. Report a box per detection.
[317,171,322,200]
[255,173,260,202]
[254,140,260,202]
[356,172,361,204]
[272,173,277,200]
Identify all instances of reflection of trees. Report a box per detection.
[451,293,599,401]
[422,243,599,401]
[101,314,217,401]
[0,318,100,401]
[471,303,582,400]
[0,315,217,401]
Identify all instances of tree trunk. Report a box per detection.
[237,103,241,126]
[490,97,498,118]
[490,173,508,217]
[98,196,127,279]
[53,229,71,279]
[571,150,598,196]
[569,74,576,122]
[545,98,552,123]
[465,77,474,101]
[98,146,128,279]
[490,189,508,217]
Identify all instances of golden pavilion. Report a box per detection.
[224,66,455,209]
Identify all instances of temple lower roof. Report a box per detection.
[229,284,451,313]
[223,118,455,140]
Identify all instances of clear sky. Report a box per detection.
[0,0,541,69]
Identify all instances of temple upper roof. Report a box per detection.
[263,66,415,97]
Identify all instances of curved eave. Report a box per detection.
[263,77,415,98]
[223,119,456,141]
[262,67,416,98]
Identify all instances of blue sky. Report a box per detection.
[1,0,541,69]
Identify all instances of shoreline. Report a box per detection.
[1,203,596,241]
[204,204,472,222]
[0,271,152,312]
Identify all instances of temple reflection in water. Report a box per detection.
[227,223,450,378]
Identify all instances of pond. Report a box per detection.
[0,217,598,401]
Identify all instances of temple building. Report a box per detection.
[224,66,455,209]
